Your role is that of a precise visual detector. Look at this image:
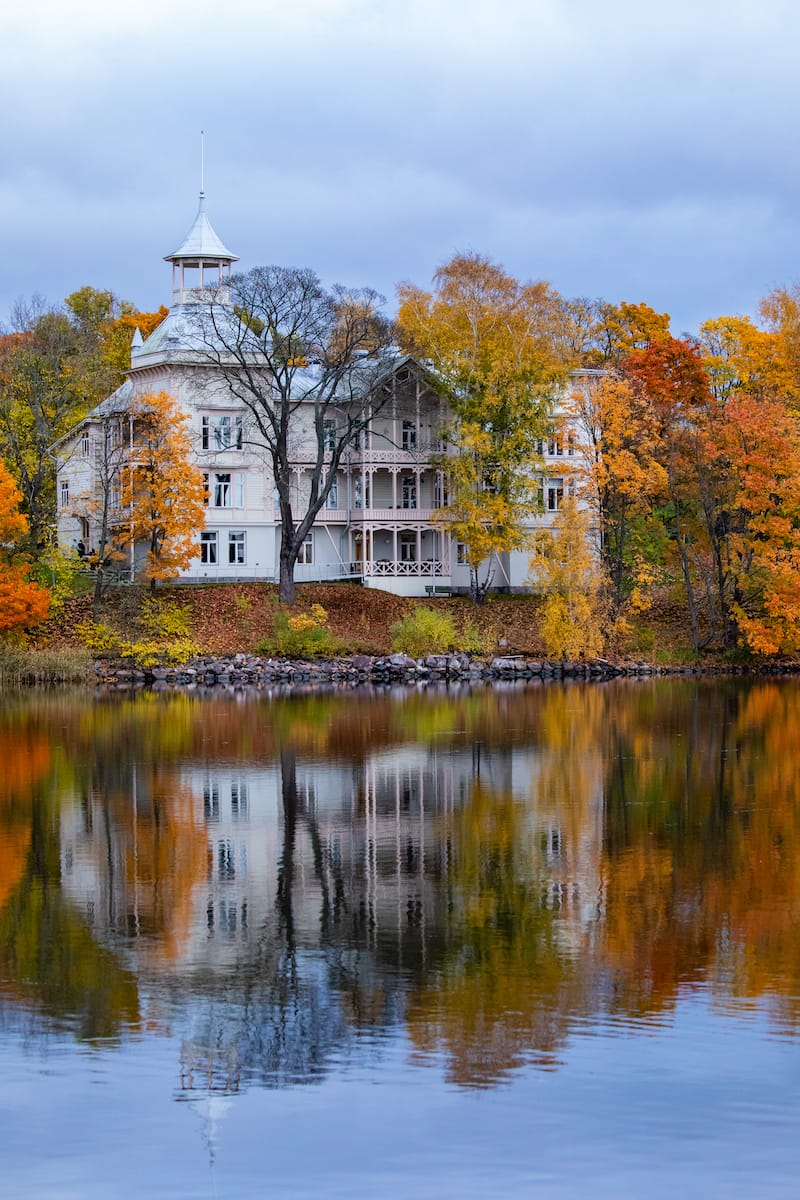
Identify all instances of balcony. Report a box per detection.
[311,508,440,524]
[352,559,448,578]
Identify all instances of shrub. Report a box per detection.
[458,618,490,656]
[75,621,121,655]
[75,599,199,668]
[256,604,343,659]
[390,606,458,657]
[29,547,86,612]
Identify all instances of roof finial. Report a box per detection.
[200,129,205,201]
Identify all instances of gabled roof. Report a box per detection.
[165,194,238,263]
[49,380,135,454]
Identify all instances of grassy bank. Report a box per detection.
[24,580,709,667]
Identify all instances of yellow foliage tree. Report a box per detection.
[531,496,605,659]
[398,253,569,600]
[120,392,206,587]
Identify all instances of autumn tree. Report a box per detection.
[703,390,800,654]
[397,253,569,601]
[622,338,719,649]
[66,393,133,616]
[565,373,666,612]
[195,267,395,604]
[120,392,206,589]
[0,289,166,556]
[531,496,605,659]
[556,298,672,369]
[699,314,791,404]
[0,462,50,632]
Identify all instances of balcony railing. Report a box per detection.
[351,559,448,578]
[311,508,441,523]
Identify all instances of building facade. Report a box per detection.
[55,195,584,596]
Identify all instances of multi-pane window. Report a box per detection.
[547,478,564,511]
[327,480,338,508]
[60,479,69,507]
[433,474,448,508]
[200,531,218,564]
[323,419,336,451]
[81,432,90,457]
[402,420,417,451]
[202,414,243,450]
[210,473,245,508]
[399,534,417,562]
[456,541,469,564]
[214,473,231,507]
[354,477,370,509]
[401,475,417,509]
[228,531,246,565]
[297,533,314,564]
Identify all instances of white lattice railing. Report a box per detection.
[354,559,448,578]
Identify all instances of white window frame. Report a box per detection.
[547,478,564,511]
[433,473,448,508]
[297,532,314,564]
[228,531,246,565]
[354,476,370,509]
[210,473,244,508]
[456,541,469,564]
[200,531,218,564]
[80,432,90,457]
[399,533,417,562]
[401,420,417,452]
[327,480,338,508]
[60,478,69,507]
[401,475,417,509]
[203,414,244,451]
[323,418,336,452]
[214,473,231,507]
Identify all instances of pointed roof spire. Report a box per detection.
[164,193,238,264]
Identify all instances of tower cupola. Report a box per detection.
[164,192,238,305]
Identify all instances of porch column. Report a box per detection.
[392,527,398,568]
[416,525,421,566]
[391,468,397,510]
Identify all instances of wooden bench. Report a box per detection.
[424,585,452,597]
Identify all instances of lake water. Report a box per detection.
[1,678,800,1198]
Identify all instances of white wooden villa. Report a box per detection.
[55,194,587,595]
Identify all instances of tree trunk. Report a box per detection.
[278,544,296,606]
[672,495,701,652]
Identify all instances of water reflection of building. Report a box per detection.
[60,738,604,972]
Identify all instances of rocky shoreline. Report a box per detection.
[92,651,800,689]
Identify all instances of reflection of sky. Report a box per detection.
[3,996,799,1199]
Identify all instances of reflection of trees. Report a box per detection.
[598,680,800,1029]
[5,681,800,1084]
[0,782,140,1040]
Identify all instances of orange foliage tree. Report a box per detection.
[120,392,206,587]
[0,462,50,631]
[706,391,800,653]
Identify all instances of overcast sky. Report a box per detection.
[2,0,798,335]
